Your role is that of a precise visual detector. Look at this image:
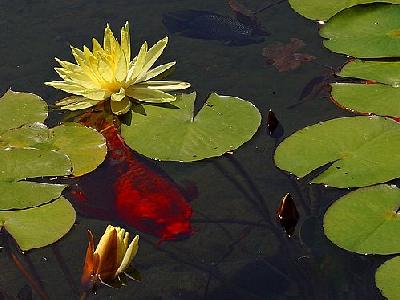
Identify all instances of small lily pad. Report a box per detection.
[0,90,47,134]
[332,60,400,117]
[50,123,107,176]
[0,197,76,251]
[121,92,261,162]
[289,0,400,21]
[274,116,400,188]
[320,4,400,58]
[376,256,400,300]
[324,185,400,255]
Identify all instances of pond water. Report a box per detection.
[0,0,388,299]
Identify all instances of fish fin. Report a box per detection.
[162,10,221,33]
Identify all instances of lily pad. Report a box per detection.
[332,60,400,117]
[0,90,47,134]
[320,4,400,58]
[121,92,261,162]
[376,256,400,300]
[274,116,400,188]
[0,198,76,251]
[289,0,400,21]
[324,184,400,255]
[0,182,66,210]
[50,123,107,176]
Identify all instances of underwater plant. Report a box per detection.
[46,22,190,115]
[81,225,139,288]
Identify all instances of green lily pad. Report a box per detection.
[121,92,261,162]
[274,116,400,188]
[0,182,66,210]
[320,4,400,58]
[0,149,72,182]
[331,83,400,117]
[324,184,400,255]
[50,123,107,176]
[0,197,76,251]
[376,256,400,300]
[338,60,400,86]
[0,90,47,134]
[331,60,400,117]
[289,0,400,21]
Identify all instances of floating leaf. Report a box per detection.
[0,182,65,210]
[320,4,400,58]
[50,123,107,176]
[0,198,76,251]
[121,92,261,162]
[324,184,400,255]
[332,60,400,117]
[0,90,47,134]
[376,256,400,300]
[289,0,400,21]
[274,116,400,188]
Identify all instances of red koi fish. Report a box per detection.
[71,108,194,242]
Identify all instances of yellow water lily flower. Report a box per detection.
[81,225,139,287]
[45,22,190,115]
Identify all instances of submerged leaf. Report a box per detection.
[121,92,261,162]
[275,116,400,188]
[324,185,400,254]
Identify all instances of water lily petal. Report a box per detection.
[56,96,100,110]
[116,235,139,276]
[126,42,148,84]
[141,61,176,82]
[111,97,132,115]
[114,51,128,82]
[81,230,96,287]
[126,87,176,103]
[120,21,131,64]
[115,227,129,267]
[135,80,191,91]
[95,226,119,283]
[139,37,168,78]
[111,88,126,102]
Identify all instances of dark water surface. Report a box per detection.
[0,0,386,299]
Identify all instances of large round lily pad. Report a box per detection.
[0,90,47,134]
[332,60,400,117]
[121,92,261,162]
[324,185,400,255]
[376,256,400,300]
[320,4,400,58]
[274,116,400,188]
[0,198,76,251]
[289,0,400,21]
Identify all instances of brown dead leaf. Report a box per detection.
[262,38,316,72]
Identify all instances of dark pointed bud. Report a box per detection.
[276,193,299,237]
[266,110,283,138]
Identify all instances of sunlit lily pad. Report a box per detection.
[121,92,261,162]
[274,116,400,188]
[50,123,107,176]
[324,185,400,254]
[289,0,400,21]
[376,256,400,299]
[320,4,400,58]
[0,182,66,210]
[0,90,47,134]
[0,198,76,251]
[332,60,400,117]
